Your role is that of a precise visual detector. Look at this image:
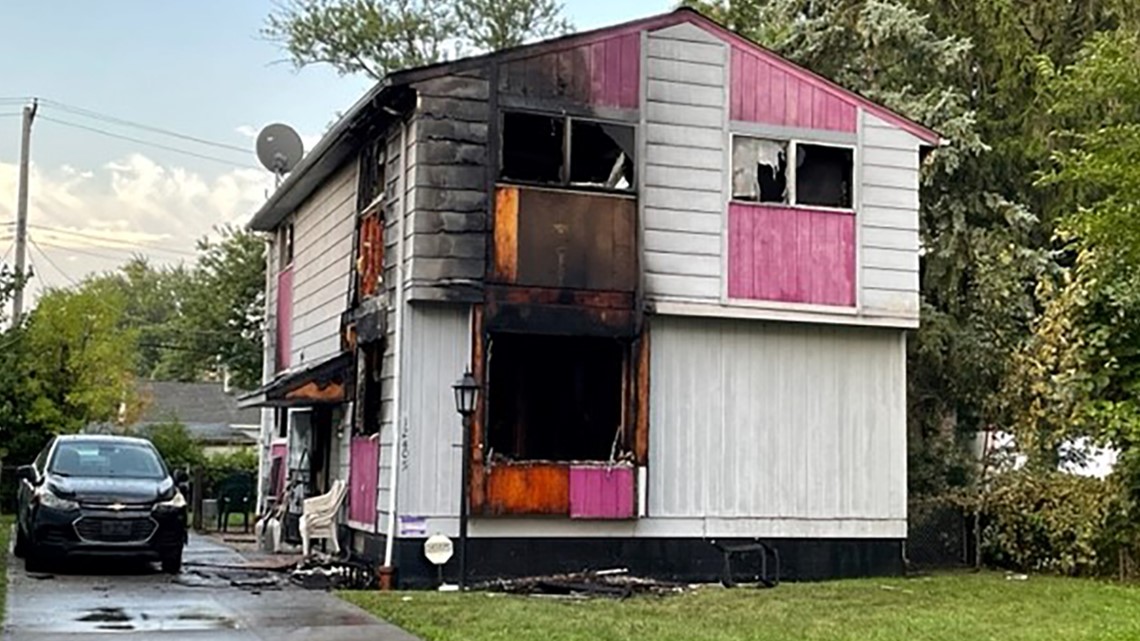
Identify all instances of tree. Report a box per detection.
[1003,29,1140,468]
[19,284,138,437]
[86,257,191,380]
[160,226,266,390]
[263,0,573,80]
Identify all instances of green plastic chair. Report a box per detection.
[216,472,254,533]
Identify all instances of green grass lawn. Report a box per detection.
[341,572,1140,641]
[0,515,11,625]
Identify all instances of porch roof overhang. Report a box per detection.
[237,352,353,409]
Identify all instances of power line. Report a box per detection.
[39,99,252,155]
[30,224,198,258]
[29,236,80,288]
[35,239,154,263]
[37,115,261,170]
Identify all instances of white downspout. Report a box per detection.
[256,235,275,514]
[383,121,409,567]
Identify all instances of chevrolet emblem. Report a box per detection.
[108,503,127,511]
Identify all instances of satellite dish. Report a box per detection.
[256,123,304,178]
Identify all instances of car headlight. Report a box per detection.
[36,486,79,511]
[154,490,187,511]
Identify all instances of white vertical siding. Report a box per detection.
[289,162,357,365]
[649,316,907,532]
[376,123,409,534]
[642,22,728,303]
[860,111,921,317]
[396,303,470,534]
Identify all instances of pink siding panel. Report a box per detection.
[727,203,856,307]
[275,267,293,371]
[589,42,606,101]
[730,47,857,132]
[617,33,640,110]
[349,437,379,526]
[770,68,787,125]
[569,465,635,519]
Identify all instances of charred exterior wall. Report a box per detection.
[406,71,491,303]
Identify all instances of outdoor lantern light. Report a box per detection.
[452,370,479,417]
[452,368,480,590]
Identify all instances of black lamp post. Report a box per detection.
[452,369,479,589]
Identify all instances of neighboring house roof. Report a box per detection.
[131,381,260,446]
[137,381,261,427]
[247,7,942,233]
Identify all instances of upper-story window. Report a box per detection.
[732,137,854,209]
[500,111,635,192]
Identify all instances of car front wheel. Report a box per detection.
[23,542,49,573]
[13,523,28,559]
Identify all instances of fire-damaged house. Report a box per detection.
[240,7,941,587]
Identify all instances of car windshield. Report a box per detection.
[49,441,167,479]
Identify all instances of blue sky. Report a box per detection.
[0,0,667,293]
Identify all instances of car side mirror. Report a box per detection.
[16,465,37,483]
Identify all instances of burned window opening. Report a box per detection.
[500,111,636,192]
[487,333,627,463]
[569,121,635,190]
[357,138,386,209]
[796,144,853,209]
[501,112,565,184]
[356,342,383,436]
[732,137,787,203]
[276,408,288,439]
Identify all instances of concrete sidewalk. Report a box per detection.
[4,534,421,641]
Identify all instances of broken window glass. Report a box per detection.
[501,112,565,184]
[795,143,854,209]
[569,121,636,190]
[732,137,787,203]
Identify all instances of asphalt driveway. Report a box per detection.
[3,533,419,641]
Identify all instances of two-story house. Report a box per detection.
[241,7,940,588]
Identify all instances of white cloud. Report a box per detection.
[0,155,274,298]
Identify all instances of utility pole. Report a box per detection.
[11,98,37,324]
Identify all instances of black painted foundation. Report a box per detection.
[347,530,903,589]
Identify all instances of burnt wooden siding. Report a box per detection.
[498,32,640,110]
[491,186,637,292]
[406,72,490,303]
[642,22,728,303]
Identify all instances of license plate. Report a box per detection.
[100,520,132,537]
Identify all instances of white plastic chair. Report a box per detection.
[299,479,347,557]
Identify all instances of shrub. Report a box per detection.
[979,470,1116,576]
[141,420,205,471]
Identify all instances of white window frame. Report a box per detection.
[729,134,857,213]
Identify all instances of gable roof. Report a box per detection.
[248,8,941,232]
[137,381,261,427]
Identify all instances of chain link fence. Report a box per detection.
[907,497,976,569]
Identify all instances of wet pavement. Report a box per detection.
[3,534,420,641]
